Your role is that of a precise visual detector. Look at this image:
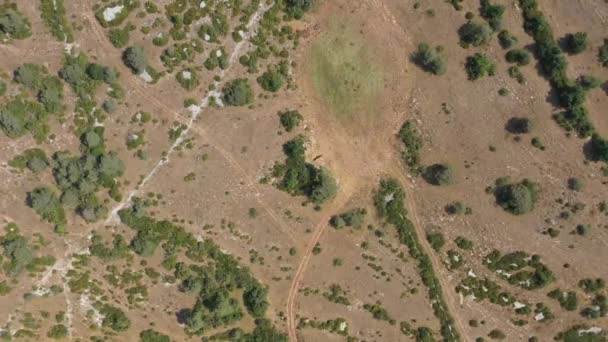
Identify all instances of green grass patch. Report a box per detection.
[309,18,383,122]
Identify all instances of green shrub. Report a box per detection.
[494,178,538,215]
[285,0,314,19]
[222,79,253,106]
[109,27,130,48]
[547,288,578,311]
[564,32,588,54]
[139,329,170,342]
[330,208,366,229]
[398,121,423,173]
[176,69,199,91]
[488,329,506,340]
[39,0,73,42]
[498,30,517,49]
[465,53,496,80]
[123,46,148,74]
[8,148,48,173]
[27,187,66,232]
[567,177,583,191]
[423,163,454,186]
[578,75,602,90]
[100,304,130,332]
[0,4,32,40]
[14,63,65,114]
[554,324,605,341]
[599,39,608,67]
[426,232,445,252]
[279,110,303,132]
[505,49,531,66]
[412,43,446,75]
[258,69,285,92]
[47,324,68,339]
[588,134,608,162]
[578,278,605,293]
[480,0,505,31]
[506,117,532,134]
[455,236,473,250]
[458,21,492,47]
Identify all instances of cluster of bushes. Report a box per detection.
[14,63,65,114]
[203,48,228,71]
[60,53,123,132]
[279,110,302,132]
[579,278,605,293]
[426,231,445,252]
[580,294,607,319]
[329,208,366,229]
[323,284,350,305]
[222,78,254,106]
[139,329,170,342]
[27,187,66,232]
[8,148,48,174]
[484,250,554,290]
[117,206,283,337]
[412,43,447,75]
[492,177,538,215]
[297,317,349,336]
[519,0,594,137]
[457,276,516,307]
[1,223,55,277]
[554,324,606,341]
[373,179,460,341]
[547,288,578,311]
[89,232,129,261]
[465,53,496,80]
[109,26,131,48]
[258,62,289,92]
[0,3,32,40]
[480,0,505,31]
[273,136,337,205]
[363,302,394,324]
[98,304,130,332]
[40,0,73,42]
[398,121,424,173]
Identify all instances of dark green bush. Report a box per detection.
[564,32,588,54]
[506,117,532,134]
[46,324,68,339]
[505,49,531,66]
[123,46,148,74]
[398,121,423,172]
[465,53,496,80]
[423,163,454,186]
[498,30,517,49]
[494,178,538,215]
[139,329,170,342]
[27,187,66,232]
[426,232,445,252]
[480,0,505,31]
[222,79,253,106]
[458,21,492,47]
[8,148,48,173]
[258,69,285,92]
[412,43,446,75]
[109,27,130,48]
[285,0,314,19]
[279,110,303,132]
[599,39,608,67]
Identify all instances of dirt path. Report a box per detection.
[389,165,467,340]
[285,190,354,342]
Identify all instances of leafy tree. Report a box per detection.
[0,4,32,40]
[139,329,170,342]
[310,167,337,204]
[123,46,148,74]
[505,49,531,66]
[279,110,303,132]
[258,69,285,92]
[564,32,588,54]
[458,21,492,47]
[588,134,608,162]
[465,53,495,80]
[8,148,49,173]
[412,43,446,75]
[27,187,66,231]
[505,117,532,134]
[100,304,130,332]
[2,234,33,276]
[494,178,538,215]
[423,164,454,186]
[243,285,269,318]
[285,0,314,19]
[222,79,253,106]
